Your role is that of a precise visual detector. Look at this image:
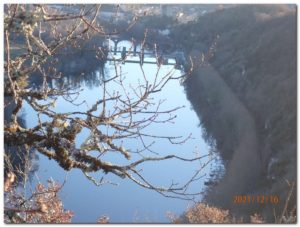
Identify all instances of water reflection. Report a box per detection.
[21,42,220,223]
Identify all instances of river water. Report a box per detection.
[20,41,220,223]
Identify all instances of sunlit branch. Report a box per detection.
[4,4,207,200]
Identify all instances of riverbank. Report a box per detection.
[184,64,262,216]
[173,5,296,221]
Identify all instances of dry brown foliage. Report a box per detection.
[250,213,265,224]
[4,179,74,223]
[175,200,296,224]
[184,203,230,223]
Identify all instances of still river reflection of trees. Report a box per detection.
[19,41,221,223]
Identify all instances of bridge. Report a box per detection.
[103,36,186,67]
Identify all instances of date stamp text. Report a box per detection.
[233,195,279,205]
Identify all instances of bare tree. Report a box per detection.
[4,4,212,202]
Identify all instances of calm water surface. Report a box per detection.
[22,41,220,223]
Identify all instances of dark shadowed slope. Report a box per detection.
[185,64,261,215]
[178,5,296,221]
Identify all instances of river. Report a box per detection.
[20,40,220,223]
